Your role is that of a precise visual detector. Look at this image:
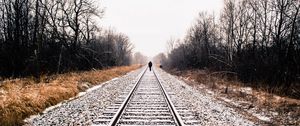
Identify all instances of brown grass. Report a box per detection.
[0,65,141,126]
[168,69,300,125]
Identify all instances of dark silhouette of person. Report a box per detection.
[148,61,153,71]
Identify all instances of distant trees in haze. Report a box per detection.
[163,0,300,95]
[132,52,148,65]
[153,53,167,66]
[0,0,133,77]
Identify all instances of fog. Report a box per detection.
[98,0,223,57]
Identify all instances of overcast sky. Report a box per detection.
[98,0,223,57]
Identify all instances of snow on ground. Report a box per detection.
[155,68,256,126]
[251,113,271,122]
[24,68,144,125]
[158,69,300,125]
[218,96,272,123]
[25,67,261,126]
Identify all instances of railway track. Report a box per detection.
[93,67,200,126]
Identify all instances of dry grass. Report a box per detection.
[0,65,141,126]
[168,69,300,125]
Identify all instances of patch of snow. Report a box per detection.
[77,92,86,97]
[25,67,145,125]
[43,102,63,114]
[197,84,205,89]
[241,87,253,94]
[156,68,255,125]
[252,113,271,122]
[220,97,232,103]
[206,89,214,95]
[85,79,115,93]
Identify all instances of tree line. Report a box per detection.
[0,0,133,78]
[161,0,299,95]
[132,52,148,65]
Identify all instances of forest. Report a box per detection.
[0,0,139,78]
[160,0,300,96]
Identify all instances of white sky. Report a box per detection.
[98,0,223,57]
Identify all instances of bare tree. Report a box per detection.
[0,0,134,77]
[165,0,300,97]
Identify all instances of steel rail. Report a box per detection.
[108,67,148,126]
[153,68,185,126]
[108,66,185,126]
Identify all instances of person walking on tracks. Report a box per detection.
[148,61,153,71]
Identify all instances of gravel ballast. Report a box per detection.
[155,68,255,125]
[25,68,144,125]
[26,67,255,125]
